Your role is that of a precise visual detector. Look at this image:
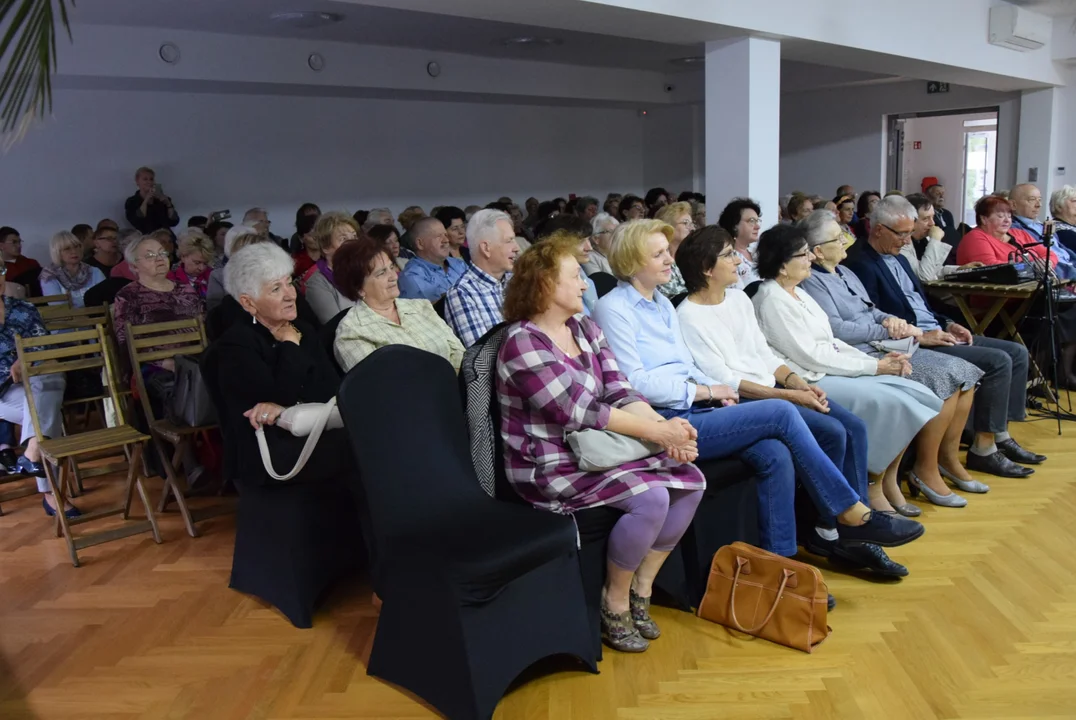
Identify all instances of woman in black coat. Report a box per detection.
[213,242,351,488]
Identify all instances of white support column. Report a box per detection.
[1017,87,1062,203]
[704,37,781,228]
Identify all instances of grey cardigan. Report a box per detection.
[305,270,356,324]
[798,264,894,352]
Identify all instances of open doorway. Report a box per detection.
[886,107,999,223]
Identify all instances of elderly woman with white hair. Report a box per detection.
[112,232,204,373]
[39,230,106,307]
[1050,185,1076,254]
[213,242,354,488]
[583,212,618,276]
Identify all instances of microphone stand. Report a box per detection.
[1017,220,1067,433]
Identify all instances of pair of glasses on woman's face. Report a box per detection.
[142,251,169,261]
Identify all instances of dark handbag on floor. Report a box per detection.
[696,542,831,653]
[170,354,218,427]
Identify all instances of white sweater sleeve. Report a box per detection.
[756,287,878,378]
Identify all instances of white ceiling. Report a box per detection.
[67,0,726,72]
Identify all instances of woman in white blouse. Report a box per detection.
[675,226,893,521]
[751,224,966,509]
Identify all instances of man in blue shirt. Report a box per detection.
[1010,183,1076,279]
[444,209,518,347]
[398,217,466,302]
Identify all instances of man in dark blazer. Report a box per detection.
[925,184,960,257]
[845,195,1046,479]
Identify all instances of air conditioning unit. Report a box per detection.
[989,5,1050,52]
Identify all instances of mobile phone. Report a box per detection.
[210,209,231,223]
[153,183,164,196]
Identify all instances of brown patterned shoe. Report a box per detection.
[629,589,661,640]
[601,602,649,653]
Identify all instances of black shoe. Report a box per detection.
[838,511,924,548]
[996,438,1046,465]
[829,541,909,578]
[16,455,46,478]
[966,449,1034,478]
[0,448,16,474]
[827,594,836,611]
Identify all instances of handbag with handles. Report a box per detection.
[565,428,662,471]
[255,399,343,481]
[696,541,831,653]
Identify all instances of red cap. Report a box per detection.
[921,176,939,193]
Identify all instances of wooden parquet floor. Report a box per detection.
[2,417,1076,719]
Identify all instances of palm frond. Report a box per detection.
[0,0,72,137]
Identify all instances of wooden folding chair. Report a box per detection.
[15,325,160,567]
[43,303,109,333]
[126,317,224,538]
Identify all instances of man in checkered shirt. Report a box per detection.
[444,209,519,347]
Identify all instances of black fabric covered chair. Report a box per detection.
[83,276,131,307]
[340,345,597,720]
[670,292,688,308]
[589,271,618,298]
[320,308,349,376]
[744,280,762,299]
[201,341,362,629]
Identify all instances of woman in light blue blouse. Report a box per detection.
[39,231,106,307]
[591,219,923,576]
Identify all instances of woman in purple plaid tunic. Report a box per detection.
[497,236,704,654]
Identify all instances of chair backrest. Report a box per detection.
[126,317,208,423]
[15,325,127,437]
[744,280,762,299]
[459,322,513,499]
[321,308,349,376]
[27,292,71,311]
[590,271,618,298]
[670,292,687,308]
[339,345,492,543]
[42,302,110,332]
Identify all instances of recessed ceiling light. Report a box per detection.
[270,11,345,29]
[500,36,563,47]
[670,56,705,66]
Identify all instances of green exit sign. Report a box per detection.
[927,81,950,94]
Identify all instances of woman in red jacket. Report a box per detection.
[956,195,1054,269]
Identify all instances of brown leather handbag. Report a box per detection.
[696,542,831,653]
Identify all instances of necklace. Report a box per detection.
[547,326,579,357]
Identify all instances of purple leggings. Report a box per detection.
[606,487,704,571]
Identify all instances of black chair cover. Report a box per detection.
[589,271,618,298]
[339,345,597,720]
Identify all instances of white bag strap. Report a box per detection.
[255,397,338,481]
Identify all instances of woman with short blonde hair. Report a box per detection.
[40,230,106,307]
[608,219,674,282]
[304,212,360,323]
[168,229,216,298]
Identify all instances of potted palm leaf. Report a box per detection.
[0,0,72,142]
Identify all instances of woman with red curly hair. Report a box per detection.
[496,235,705,654]
[957,194,1055,269]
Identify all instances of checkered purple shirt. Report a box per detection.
[496,316,705,513]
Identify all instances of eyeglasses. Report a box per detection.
[677,219,696,230]
[142,251,169,261]
[741,217,762,226]
[717,250,737,261]
[592,230,612,238]
[816,235,845,247]
[880,223,913,240]
[789,251,811,260]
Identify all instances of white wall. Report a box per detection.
[0,88,645,257]
[641,105,696,195]
[779,80,1020,197]
[901,111,996,194]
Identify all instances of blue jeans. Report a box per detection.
[659,399,861,556]
[789,400,868,526]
